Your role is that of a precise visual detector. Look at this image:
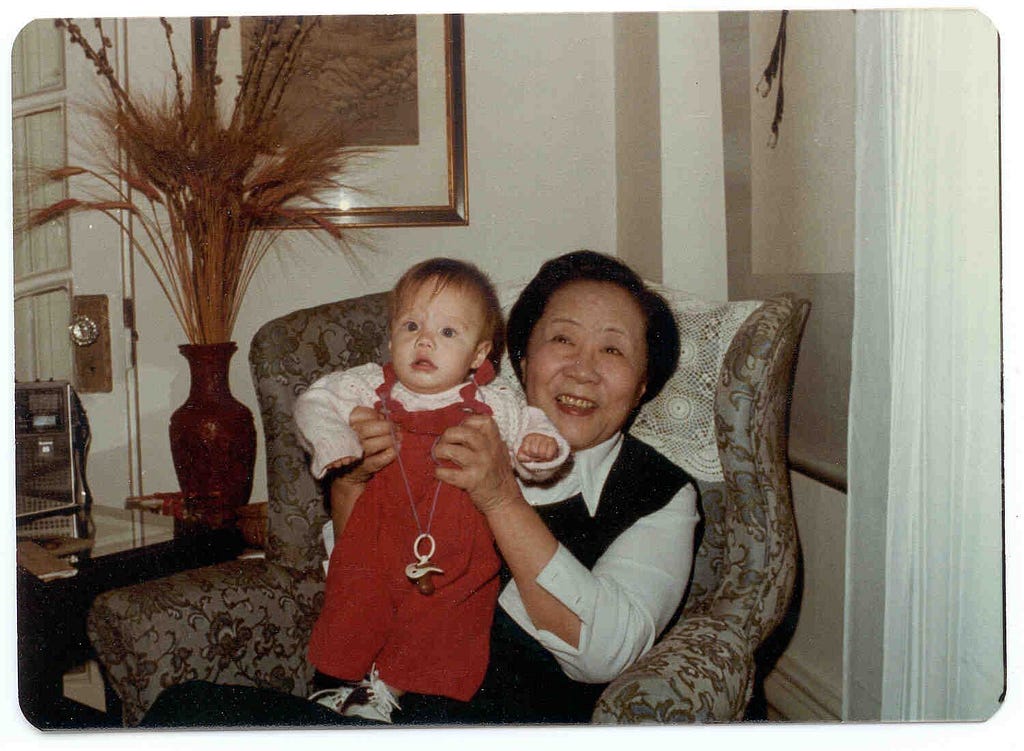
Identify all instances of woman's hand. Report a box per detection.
[433,415,521,514]
[437,416,581,646]
[338,406,398,486]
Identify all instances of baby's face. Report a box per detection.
[390,280,491,395]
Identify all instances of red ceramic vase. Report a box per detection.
[169,342,256,528]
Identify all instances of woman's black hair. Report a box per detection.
[507,250,680,406]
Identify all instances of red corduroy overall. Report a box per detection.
[307,364,501,701]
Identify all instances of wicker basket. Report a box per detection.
[236,501,267,548]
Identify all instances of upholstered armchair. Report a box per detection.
[87,286,808,726]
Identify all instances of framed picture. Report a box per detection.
[204,14,468,228]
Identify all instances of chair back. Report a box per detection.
[682,294,809,649]
[249,292,390,570]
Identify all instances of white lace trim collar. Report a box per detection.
[388,379,470,411]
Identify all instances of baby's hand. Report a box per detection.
[516,433,560,464]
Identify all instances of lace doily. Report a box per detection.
[629,285,759,482]
[496,280,759,483]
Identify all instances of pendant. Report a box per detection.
[405,533,443,596]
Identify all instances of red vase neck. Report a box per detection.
[179,342,238,402]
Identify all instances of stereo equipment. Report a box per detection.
[15,381,92,540]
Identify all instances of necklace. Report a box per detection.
[381,395,444,596]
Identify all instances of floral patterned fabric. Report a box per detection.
[87,560,324,726]
[86,290,808,727]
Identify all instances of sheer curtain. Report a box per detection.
[845,10,1002,721]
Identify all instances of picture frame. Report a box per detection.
[196,14,468,229]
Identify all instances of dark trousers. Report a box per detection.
[142,680,479,728]
[141,610,604,728]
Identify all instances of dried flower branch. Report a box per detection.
[28,16,372,344]
[756,10,789,149]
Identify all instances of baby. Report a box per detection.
[295,258,569,722]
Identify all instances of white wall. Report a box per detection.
[749,11,855,277]
[718,10,854,720]
[660,13,728,300]
[62,19,139,509]
[127,14,621,503]
[614,13,662,282]
[611,12,729,296]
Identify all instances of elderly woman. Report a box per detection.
[143,250,700,726]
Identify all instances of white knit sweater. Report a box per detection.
[294,362,570,481]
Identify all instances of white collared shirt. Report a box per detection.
[498,433,700,684]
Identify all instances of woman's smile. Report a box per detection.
[555,393,598,412]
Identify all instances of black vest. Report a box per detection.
[466,435,696,724]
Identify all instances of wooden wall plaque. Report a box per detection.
[70,294,113,393]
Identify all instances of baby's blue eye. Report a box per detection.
[441,327,457,338]
[403,321,418,332]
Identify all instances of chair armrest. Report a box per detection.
[592,614,754,724]
[87,558,324,726]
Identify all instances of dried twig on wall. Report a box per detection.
[756,10,789,148]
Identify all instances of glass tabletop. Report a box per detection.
[19,492,256,577]
[89,504,175,558]
[18,504,175,565]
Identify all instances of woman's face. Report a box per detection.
[522,281,648,451]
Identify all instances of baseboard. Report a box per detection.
[63,659,106,713]
[764,652,842,722]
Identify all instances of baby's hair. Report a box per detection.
[389,258,505,369]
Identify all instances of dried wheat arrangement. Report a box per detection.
[27,17,370,344]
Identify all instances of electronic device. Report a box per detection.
[15,380,92,540]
